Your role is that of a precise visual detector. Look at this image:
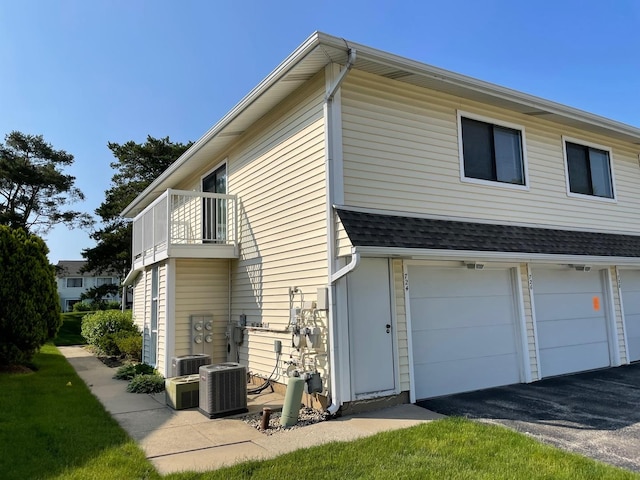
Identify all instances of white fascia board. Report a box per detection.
[353,246,640,266]
[122,267,142,286]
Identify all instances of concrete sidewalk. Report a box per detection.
[60,346,443,475]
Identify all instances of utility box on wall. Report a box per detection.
[191,315,214,356]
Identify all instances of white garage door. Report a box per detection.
[619,270,640,362]
[532,268,611,377]
[408,265,522,400]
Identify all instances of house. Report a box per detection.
[121,32,640,412]
[56,260,121,311]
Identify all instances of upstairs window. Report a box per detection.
[96,277,115,286]
[459,112,527,188]
[66,277,83,288]
[564,138,614,200]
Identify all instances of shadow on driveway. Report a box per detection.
[418,363,640,472]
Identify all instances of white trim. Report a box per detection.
[457,110,529,191]
[615,266,631,365]
[513,265,532,383]
[602,268,621,367]
[562,135,617,203]
[354,245,640,266]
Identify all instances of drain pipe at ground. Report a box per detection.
[324,46,357,416]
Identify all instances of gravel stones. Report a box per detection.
[243,406,329,435]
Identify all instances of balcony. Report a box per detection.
[132,189,238,269]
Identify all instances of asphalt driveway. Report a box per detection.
[418,364,640,472]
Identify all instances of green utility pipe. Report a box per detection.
[280,377,305,427]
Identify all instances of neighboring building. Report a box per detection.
[122,32,640,412]
[56,260,120,311]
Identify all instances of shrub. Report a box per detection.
[113,363,155,380]
[105,301,122,310]
[116,334,142,362]
[127,374,165,394]
[72,302,93,312]
[0,226,61,365]
[81,310,138,356]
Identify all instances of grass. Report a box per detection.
[0,346,637,480]
[0,344,154,480]
[53,312,88,346]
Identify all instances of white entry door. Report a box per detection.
[408,265,522,400]
[347,258,396,398]
[532,267,611,377]
[619,270,640,362]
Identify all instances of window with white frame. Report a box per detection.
[563,137,614,200]
[458,112,527,187]
[96,277,115,286]
[66,277,83,288]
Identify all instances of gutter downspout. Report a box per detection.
[325,47,356,415]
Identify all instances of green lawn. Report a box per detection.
[0,345,637,480]
[54,312,88,346]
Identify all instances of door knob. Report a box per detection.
[386,324,391,333]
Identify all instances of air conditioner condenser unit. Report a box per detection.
[171,354,211,376]
[165,374,200,410]
[198,362,248,419]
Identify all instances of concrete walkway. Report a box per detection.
[59,346,443,475]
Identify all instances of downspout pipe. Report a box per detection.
[325,47,357,416]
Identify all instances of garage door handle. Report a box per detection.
[386,324,391,333]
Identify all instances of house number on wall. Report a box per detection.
[528,273,533,290]
[404,273,409,292]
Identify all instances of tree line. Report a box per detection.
[0,130,191,366]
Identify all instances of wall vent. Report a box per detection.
[198,362,248,418]
[171,354,211,377]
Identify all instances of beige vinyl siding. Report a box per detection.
[341,70,640,233]
[393,260,410,391]
[174,74,329,379]
[142,269,151,364]
[335,216,353,257]
[520,264,539,381]
[174,258,230,364]
[611,267,628,364]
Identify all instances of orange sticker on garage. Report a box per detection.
[593,296,600,311]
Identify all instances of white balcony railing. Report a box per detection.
[132,189,237,267]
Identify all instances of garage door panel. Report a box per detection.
[540,342,610,377]
[412,324,517,364]
[411,295,517,330]
[533,268,611,377]
[415,353,521,399]
[409,265,521,399]
[537,317,609,349]
[534,293,604,322]
[534,270,603,294]
[409,267,512,298]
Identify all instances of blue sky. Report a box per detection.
[1,1,639,264]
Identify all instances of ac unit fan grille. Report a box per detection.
[199,363,247,418]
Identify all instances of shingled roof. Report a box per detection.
[336,208,640,258]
